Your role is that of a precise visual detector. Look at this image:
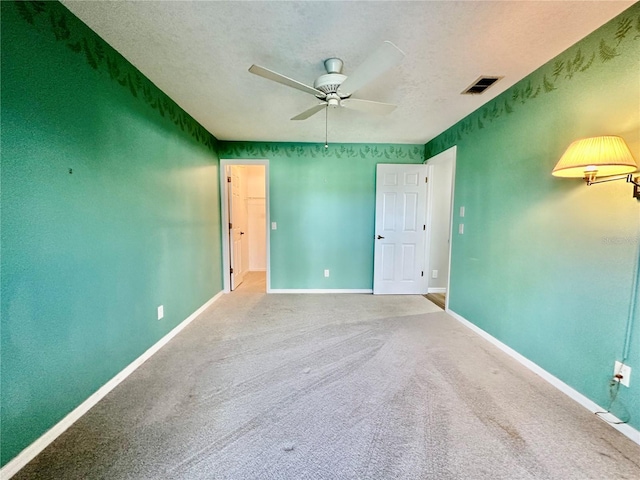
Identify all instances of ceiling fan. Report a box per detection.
[248,41,405,121]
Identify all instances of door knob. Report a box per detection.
[376,235,385,239]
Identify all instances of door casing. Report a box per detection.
[424,146,456,310]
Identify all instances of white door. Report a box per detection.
[229,166,248,290]
[373,163,428,294]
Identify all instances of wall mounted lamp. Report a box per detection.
[552,136,640,200]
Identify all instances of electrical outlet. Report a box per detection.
[460,206,465,217]
[271,222,277,230]
[458,224,464,234]
[614,361,631,387]
[432,270,438,279]
[324,269,330,278]
[157,305,164,320]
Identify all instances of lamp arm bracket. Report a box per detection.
[630,175,640,200]
[585,174,631,186]
[585,174,640,200]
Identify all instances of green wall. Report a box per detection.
[426,4,640,429]
[3,0,638,470]
[1,2,223,466]
[220,142,424,289]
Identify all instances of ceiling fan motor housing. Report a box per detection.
[314,58,348,98]
[314,73,347,97]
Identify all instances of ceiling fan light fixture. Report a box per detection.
[326,95,340,108]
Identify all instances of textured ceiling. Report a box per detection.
[61,1,634,145]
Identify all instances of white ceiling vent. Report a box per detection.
[462,76,503,95]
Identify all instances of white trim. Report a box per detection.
[446,308,640,446]
[424,146,456,310]
[427,287,447,294]
[0,291,225,480]
[220,159,270,294]
[269,289,373,294]
[423,163,433,298]
[444,146,456,312]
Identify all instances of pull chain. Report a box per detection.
[325,106,328,149]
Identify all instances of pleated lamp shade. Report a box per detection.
[552,136,638,178]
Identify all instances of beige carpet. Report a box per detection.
[14,273,640,479]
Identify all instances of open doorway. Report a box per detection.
[424,146,456,310]
[220,160,269,293]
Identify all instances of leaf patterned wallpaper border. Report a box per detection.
[16,1,636,161]
[14,1,218,152]
[425,5,640,158]
[219,142,425,162]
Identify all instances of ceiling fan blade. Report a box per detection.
[337,41,405,97]
[291,103,327,121]
[341,98,397,115]
[249,65,326,98]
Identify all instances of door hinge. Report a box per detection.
[425,177,428,183]
[227,176,231,183]
[423,224,426,230]
[229,222,232,229]
[421,271,424,277]
[230,267,234,274]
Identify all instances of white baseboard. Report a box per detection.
[0,291,225,480]
[269,289,373,294]
[427,287,447,294]
[446,308,640,446]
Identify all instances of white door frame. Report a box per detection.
[424,146,456,311]
[220,159,270,293]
